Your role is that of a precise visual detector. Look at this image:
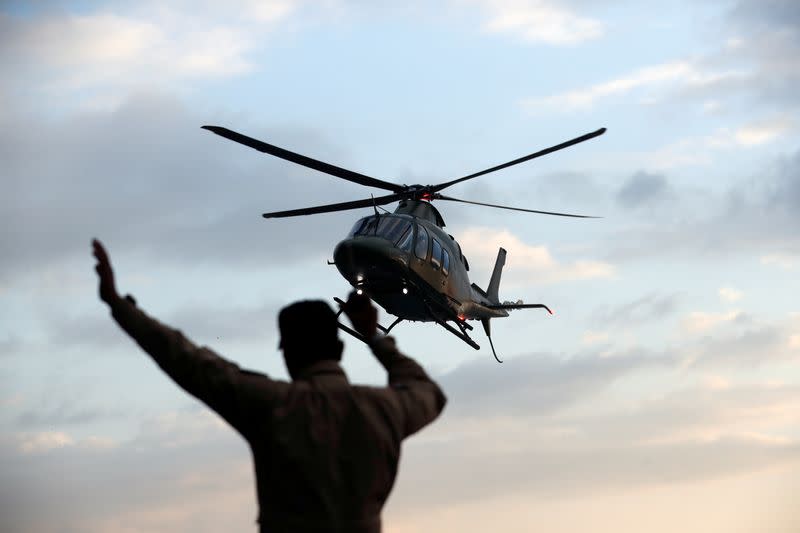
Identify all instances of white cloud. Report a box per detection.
[457,226,614,287]
[761,253,798,270]
[17,431,74,454]
[0,3,297,101]
[13,431,120,454]
[468,0,604,45]
[641,116,796,169]
[520,60,748,114]
[582,330,610,345]
[682,310,742,334]
[718,287,743,303]
[702,375,731,391]
[734,116,795,146]
[524,61,692,112]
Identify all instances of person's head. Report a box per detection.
[278,300,343,380]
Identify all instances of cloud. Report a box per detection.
[15,431,75,454]
[761,253,799,270]
[0,408,255,533]
[457,227,614,287]
[631,115,796,170]
[606,145,800,262]
[718,287,743,303]
[439,345,668,419]
[616,171,670,209]
[520,61,742,113]
[0,91,367,285]
[520,0,800,116]
[467,0,604,45]
[682,310,743,334]
[3,314,800,532]
[0,8,276,105]
[688,322,800,369]
[590,293,680,327]
[734,116,795,145]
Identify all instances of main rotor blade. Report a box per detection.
[432,127,606,192]
[435,194,600,218]
[202,125,404,193]
[262,193,403,218]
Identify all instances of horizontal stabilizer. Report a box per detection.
[488,303,553,314]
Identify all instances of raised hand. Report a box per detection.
[341,291,378,340]
[92,239,120,305]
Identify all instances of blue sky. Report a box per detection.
[2,1,799,532]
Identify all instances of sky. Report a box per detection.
[1,0,799,531]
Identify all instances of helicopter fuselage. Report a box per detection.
[333,200,509,326]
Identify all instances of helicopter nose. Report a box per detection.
[333,238,406,288]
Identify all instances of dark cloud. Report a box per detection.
[730,0,800,32]
[606,146,800,261]
[691,322,797,369]
[15,404,117,429]
[616,171,670,209]
[590,292,680,326]
[722,0,800,107]
[0,409,254,533]
[439,346,670,419]
[767,148,800,212]
[0,91,380,284]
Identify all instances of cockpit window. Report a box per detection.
[348,216,377,237]
[350,216,413,248]
[377,217,411,243]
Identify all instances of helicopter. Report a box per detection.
[202,125,605,361]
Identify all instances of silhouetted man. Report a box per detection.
[92,239,446,533]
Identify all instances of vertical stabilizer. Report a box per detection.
[487,247,506,304]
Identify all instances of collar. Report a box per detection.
[296,359,349,385]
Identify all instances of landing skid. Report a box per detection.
[427,317,477,349]
[333,292,502,363]
[333,296,405,345]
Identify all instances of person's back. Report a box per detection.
[92,239,446,532]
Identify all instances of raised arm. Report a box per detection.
[91,239,277,434]
[341,292,447,436]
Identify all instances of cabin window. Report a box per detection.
[431,239,442,270]
[397,226,413,252]
[415,226,429,259]
[442,249,450,275]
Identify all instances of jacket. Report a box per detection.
[110,296,446,532]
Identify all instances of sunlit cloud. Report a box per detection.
[734,116,795,146]
[457,226,614,288]
[682,310,742,334]
[520,60,748,113]
[16,430,74,454]
[582,330,609,345]
[0,3,298,107]
[761,253,799,270]
[718,287,743,303]
[467,0,604,45]
[702,375,731,391]
[641,117,795,169]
